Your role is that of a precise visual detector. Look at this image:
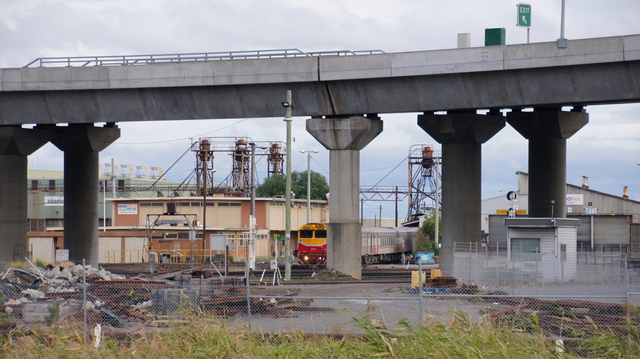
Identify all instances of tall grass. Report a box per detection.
[0,312,638,358]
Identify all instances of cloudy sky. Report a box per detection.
[1,0,639,220]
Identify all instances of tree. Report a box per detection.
[256,170,329,200]
[414,212,441,255]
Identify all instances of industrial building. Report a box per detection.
[27,172,328,264]
[482,171,640,249]
[25,137,329,264]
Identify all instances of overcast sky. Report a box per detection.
[2,0,639,220]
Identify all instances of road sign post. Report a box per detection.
[517,3,531,43]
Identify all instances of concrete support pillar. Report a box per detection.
[0,126,50,265]
[418,112,504,276]
[507,108,588,218]
[48,124,120,267]
[307,115,383,279]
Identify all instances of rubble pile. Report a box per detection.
[481,297,639,338]
[200,285,313,318]
[0,265,316,328]
[1,264,177,328]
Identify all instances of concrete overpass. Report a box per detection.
[1,35,639,275]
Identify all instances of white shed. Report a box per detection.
[505,217,579,283]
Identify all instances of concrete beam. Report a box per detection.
[507,109,589,218]
[307,116,383,279]
[1,36,640,125]
[47,124,120,267]
[418,112,504,277]
[0,126,50,265]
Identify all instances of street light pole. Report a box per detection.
[283,90,293,281]
[299,150,319,224]
[558,0,567,48]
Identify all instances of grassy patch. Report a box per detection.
[0,312,637,358]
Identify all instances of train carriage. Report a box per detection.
[361,226,417,265]
[297,223,418,267]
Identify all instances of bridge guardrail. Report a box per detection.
[24,49,385,68]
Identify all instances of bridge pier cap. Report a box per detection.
[417,111,505,144]
[506,107,588,140]
[46,123,120,152]
[306,115,382,150]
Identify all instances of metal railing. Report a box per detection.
[24,49,385,68]
[104,249,227,264]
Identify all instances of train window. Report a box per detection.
[299,230,313,238]
[316,230,327,238]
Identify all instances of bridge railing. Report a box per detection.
[24,49,385,68]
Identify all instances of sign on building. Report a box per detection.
[44,196,64,206]
[566,194,584,205]
[117,203,138,215]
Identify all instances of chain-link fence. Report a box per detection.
[1,252,639,346]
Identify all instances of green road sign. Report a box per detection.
[517,4,531,27]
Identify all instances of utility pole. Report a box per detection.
[300,149,319,224]
[283,90,293,281]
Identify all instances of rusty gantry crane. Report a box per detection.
[191,138,286,196]
[407,144,442,221]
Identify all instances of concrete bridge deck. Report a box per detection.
[1,34,639,125]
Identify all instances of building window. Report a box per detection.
[230,203,241,207]
[218,203,230,207]
[511,238,541,261]
[179,202,190,207]
[141,203,152,207]
[152,203,163,207]
[31,180,39,191]
[270,201,284,206]
[49,180,56,191]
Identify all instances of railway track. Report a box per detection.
[243,267,414,282]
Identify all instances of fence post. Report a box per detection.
[246,269,252,330]
[496,242,499,287]
[83,259,87,340]
[418,262,423,326]
[468,242,472,284]
[624,255,629,302]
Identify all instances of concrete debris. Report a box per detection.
[20,289,45,300]
[0,265,315,328]
[481,296,638,338]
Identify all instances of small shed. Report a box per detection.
[505,217,579,283]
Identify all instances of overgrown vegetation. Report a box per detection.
[256,170,329,201]
[0,312,637,358]
[414,212,440,255]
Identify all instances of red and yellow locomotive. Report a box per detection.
[297,223,327,266]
